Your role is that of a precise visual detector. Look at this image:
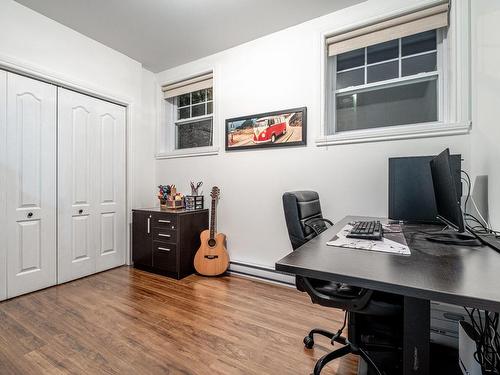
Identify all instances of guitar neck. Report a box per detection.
[209,197,217,239]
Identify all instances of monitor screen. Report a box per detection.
[388,154,462,223]
[429,148,465,232]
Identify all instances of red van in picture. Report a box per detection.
[253,116,287,143]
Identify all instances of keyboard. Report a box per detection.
[346,221,383,240]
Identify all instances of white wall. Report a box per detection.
[138,69,160,208]
[156,0,471,269]
[0,0,156,210]
[471,0,500,229]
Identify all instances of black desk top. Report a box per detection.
[276,216,500,312]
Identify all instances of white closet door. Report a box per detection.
[58,89,97,282]
[6,73,57,298]
[0,70,7,301]
[58,88,126,283]
[94,99,126,273]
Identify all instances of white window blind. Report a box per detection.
[326,1,449,57]
[162,73,213,99]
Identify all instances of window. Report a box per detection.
[321,1,471,145]
[333,30,439,132]
[159,72,217,158]
[174,88,213,149]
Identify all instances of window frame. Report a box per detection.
[318,0,471,146]
[156,71,219,159]
[330,30,443,134]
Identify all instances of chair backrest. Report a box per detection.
[282,191,327,250]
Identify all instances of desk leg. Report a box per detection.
[403,296,430,375]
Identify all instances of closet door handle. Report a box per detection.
[158,247,171,252]
[147,217,151,234]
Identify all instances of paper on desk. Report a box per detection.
[326,223,411,255]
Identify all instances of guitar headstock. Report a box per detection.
[210,186,220,200]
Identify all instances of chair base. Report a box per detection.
[304,329,382,375]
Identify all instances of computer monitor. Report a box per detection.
[429,148,466,232]
[388,154,462,223]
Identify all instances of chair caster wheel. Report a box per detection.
[303,335,314,349]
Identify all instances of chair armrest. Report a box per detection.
[304,218,334,235]
[300,277,374,311]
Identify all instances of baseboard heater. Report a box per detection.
[228,261,295,286]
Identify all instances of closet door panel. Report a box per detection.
[57,89,97,283]
[0,71,6,301]
[58,89,126,281]
[6,73,57,298]
[95,101,126,272]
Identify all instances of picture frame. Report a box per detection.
[225,107,307,151]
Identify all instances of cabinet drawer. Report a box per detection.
[152,242,177,273]
[153,227,176,243]
[152,214,177,229]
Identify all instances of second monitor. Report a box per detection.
[389,153,462,223]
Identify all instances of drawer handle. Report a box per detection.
[27,212,33,218]
[158,247,171,252]
[158,220,171,224]
[158,233,171,238]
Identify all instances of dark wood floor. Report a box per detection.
[0,267,358,374]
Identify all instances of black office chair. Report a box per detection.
[282,191,402,375]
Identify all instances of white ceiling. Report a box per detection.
[15,0,362,73]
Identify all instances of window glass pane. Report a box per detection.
[402,30,436,56]
[192,103,206,117]
[336,67,364,90]
[207,101,213,114]
[367,60,398,83]
[367,39,398,64]
[336,48,365,71]
[335,79,437,132]
[176,119,213,149]
[178,106,190,119]
[178,93,190,107]
[402,53,437,76]
[192,89,206,104]
[207,87,213,100]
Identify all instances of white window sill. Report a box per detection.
[315,121,471,147]
[155,146,219,160]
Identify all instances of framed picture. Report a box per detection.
[225,107,307,151]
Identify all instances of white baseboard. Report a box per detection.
[228,261,295,286]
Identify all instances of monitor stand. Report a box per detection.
[425,229,482,246]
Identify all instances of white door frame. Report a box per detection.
[0,70,7,300]
[0,55,135,271]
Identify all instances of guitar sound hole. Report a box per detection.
[208,238,216,247]
[204,255,219,260]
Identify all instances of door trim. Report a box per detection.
[0,70,7,300]
[0,54,134,268]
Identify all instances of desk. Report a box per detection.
[276,216,500,374]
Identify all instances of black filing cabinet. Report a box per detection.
[132,208,209,279]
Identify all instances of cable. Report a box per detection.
[462,170,472,216]
[471,197,491,229]
[464,306,500,373]
[461,170,500,237]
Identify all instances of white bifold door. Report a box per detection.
[5,73,57,298]
[57,88,126,283]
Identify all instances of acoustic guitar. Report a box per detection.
[194,186,229,276]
